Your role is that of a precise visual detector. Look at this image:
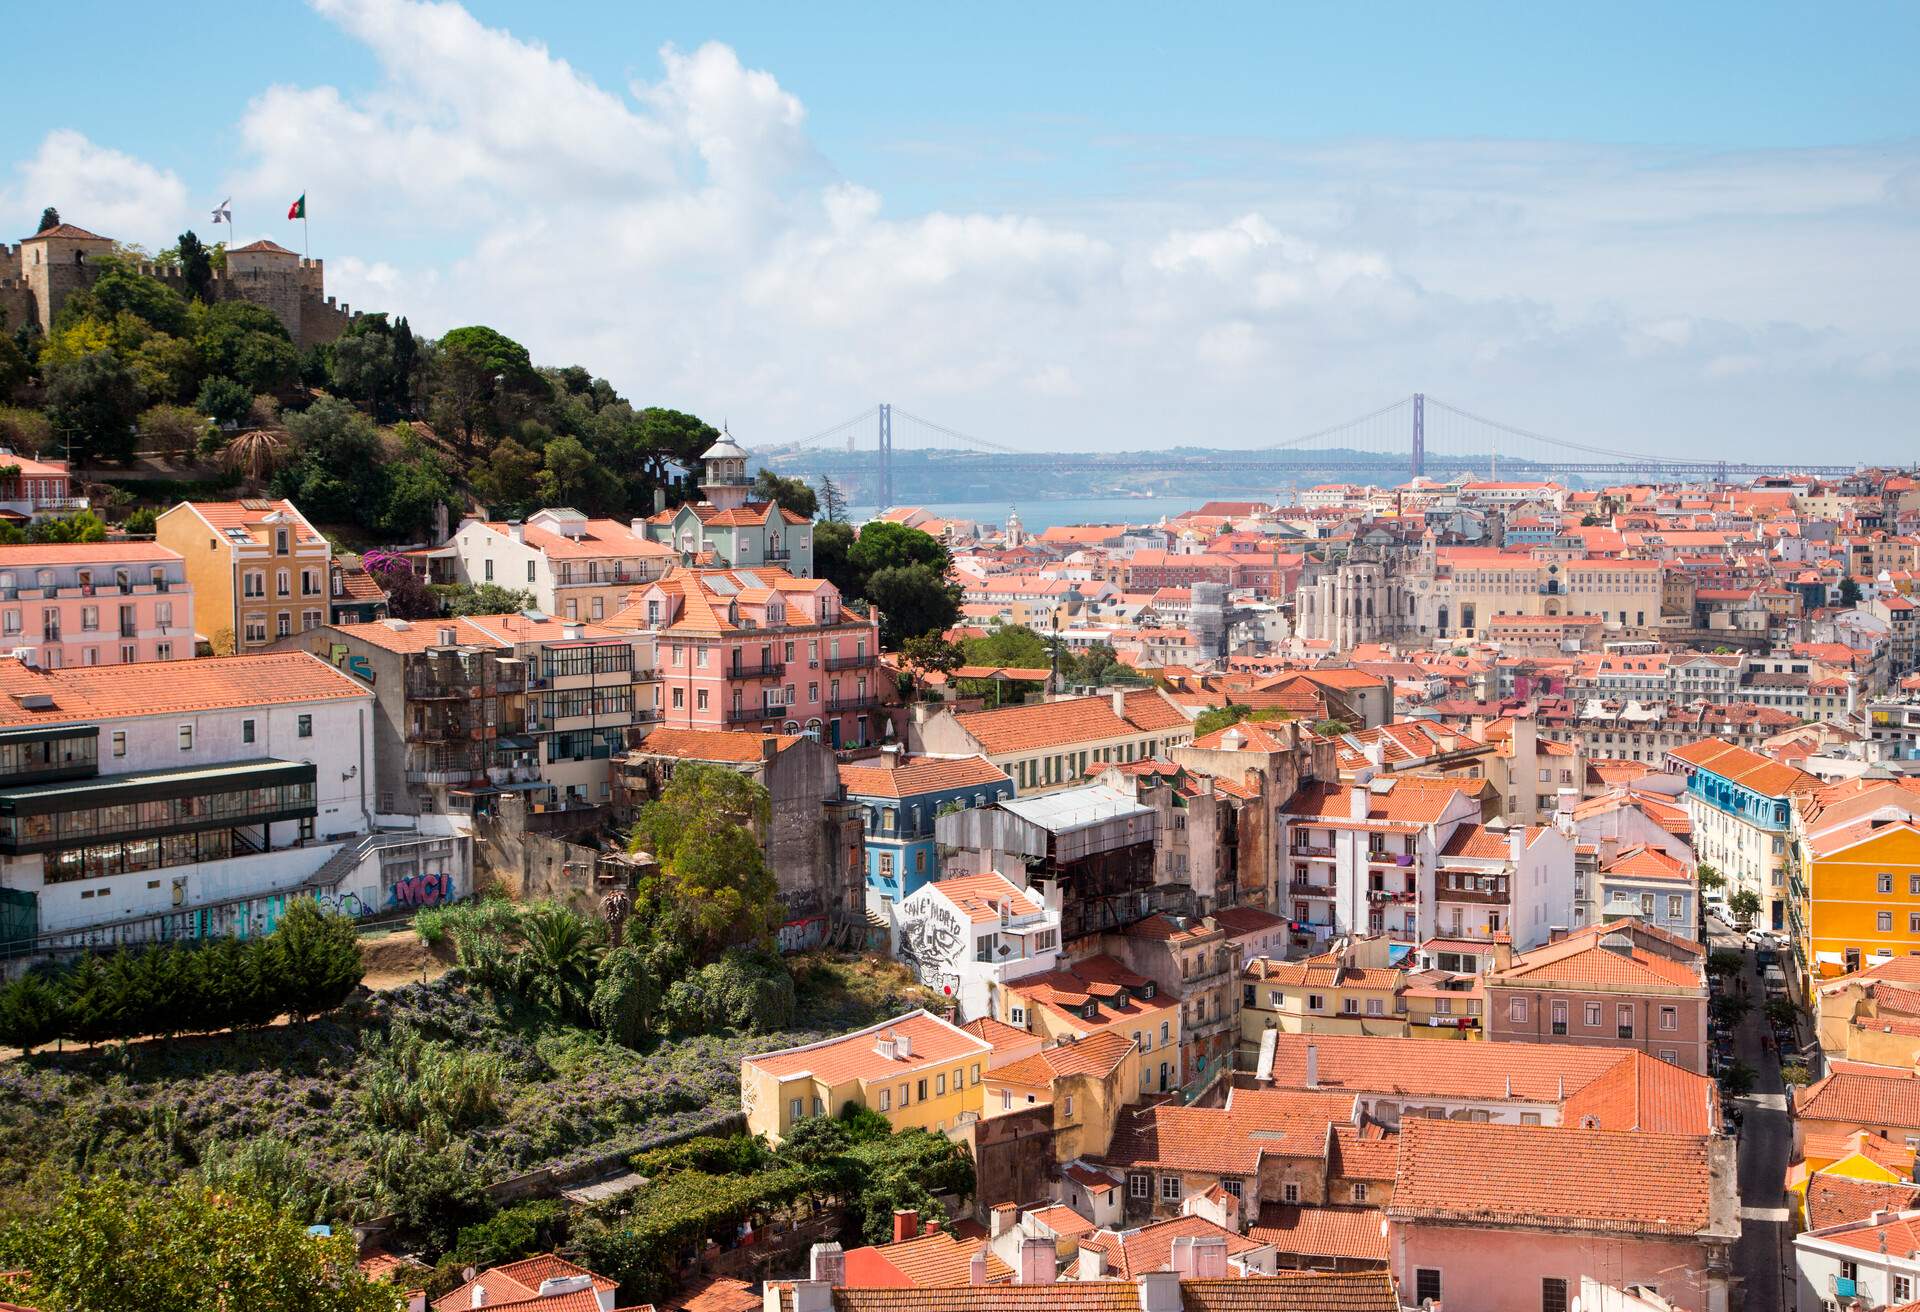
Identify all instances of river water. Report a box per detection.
[844,496,1224,534]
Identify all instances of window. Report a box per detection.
[1366,997,1384,1016]
[897,1082,909,1106]
[916,1078,927,1101]
[878,1089,890,1111]
[1543,1277,1568,1312]
[970,1063,981,1084]
[1509,997,1527,1023]
[789,1097,803,1120]
[1840,1262,1858,1283]
[1282,1181,1299,1203]
[111,730,125,757]
[1659,1049,1678,1065]
[276,613,291,638]
[1881,873,1896,894]
[1659,1006,1678,1030]
[1341,997,1358,1015]
[1221,1178,1241,1199]
[177,724,193,751]
[1551,1000,1568,1035]
[1009,1007,1025,1026]
[297,714,313,739]
[242,719,255,744]
[1668,895,1683,919]
[1617,1003,1634,1038]
[1063,1094,1074,1117]
[1160,1021,1169,1043]
[1415,1270,1441,1306]
[276,569,291,598]
[1352,1183,1369,1202]
[1881,912,1896,933]
[936,1073,946,1095]
[1584,1001,1601,1027]
[1130,1174,1150,1199]
[1896,1276,1912,1303]
[1160,1176,1181,1202]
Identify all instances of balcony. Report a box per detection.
[729,659,785,680]
[824,652,876,672]
[827,693,879,714]
[726,704,782,725]
[763,549,792,563]
[1290,843,1333,858]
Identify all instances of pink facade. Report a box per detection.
[0,543,193,667]
[629,568,885,750]
[0,451,88,520]
[1391,1222,1723,1312]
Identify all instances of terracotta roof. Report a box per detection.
[665,1275,760,1312]
[1439,823,1516,859]
[172,499,325,547]
[1077,1215,1264,1278]
[1389,1119,1718,1236]
[804,1274,1397,1312]
[0,650,367,726]
[1488,921,1704,993]
[1327,1125,1398,1182]
[23,223,109,241]
[1101,1104,1333,1175]
[1600,844,1692,881]
[1806,1176,1920,1232]
[1281,779,1475,826]
[925,872,1043,925]
[1212,906,1288,937]
[1665,739,1818,796]
[951,696,1138,754]
[327,613,628,654]
[847,1230,1013,1287]
[1121,687,1194,733]
[434,1256,616,1312]
[634,729,808,763]
[228,238,298,255]
[1798,1067,1920,1130]
[745,1010,992,1086]
[0,543,180,566]
[839,754,1009,800]
[1825,1212,1920,1256]
[960,1015,1037,1050]
[1024,1204,1099,1242]
[1249,1205,1388,1261]
[476,517,677,561]
[991,1031,1137,1086]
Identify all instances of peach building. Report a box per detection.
[0,543,192,667]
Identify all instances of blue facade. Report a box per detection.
[852,774,1016,908]
[1685,767,1791,831]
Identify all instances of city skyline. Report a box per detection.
[4,0,1918,459]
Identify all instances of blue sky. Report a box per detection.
[5,1,1918,459]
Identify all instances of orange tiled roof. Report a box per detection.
[0,542,180,566]
[745,1010,992,1086]
[434,1255,615,1312]
[633,729,808,763]
[839,754,1009,800]
[849,1230,1012,1286]
[1797,1067,1920,1130]
[990,1030,1136,1086]
[960,1016,1037,1050]
[1328,1124,1397,1182]
[951,696,1136,754]
[0,651,366,727]
[1282,779,1474,826]
[1249,1205,1388,1261]
[923,872,1041,925]
[1489,921,1703,992]
[799,1273,1397,1312]
[1806,1176,1920,1232]
[1389,1119,1717,1236]
[665,1275,760,1312]
[1077,1215,1263,1278]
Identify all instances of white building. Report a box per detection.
[1794,1210,1920,1312]
[435,508,677,622]
[891,870,1061,1021]
[0,651,461,959]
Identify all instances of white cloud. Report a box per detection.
[6,0,1918,461]
[1,130,191,244]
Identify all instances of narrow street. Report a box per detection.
[1713,921,1792,1312]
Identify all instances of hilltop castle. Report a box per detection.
[0,221,357,350]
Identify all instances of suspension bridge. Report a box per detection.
[759,394,1854,506]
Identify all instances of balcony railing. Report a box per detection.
[763,549,792,562]
[827,693,878,714]
[726,704,782,724]
[729,660,786,679]
[824,653,875,671]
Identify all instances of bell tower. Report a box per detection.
[700,428,752,511]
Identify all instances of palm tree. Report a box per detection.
[514,904,602,1019]
[222,429,289,488]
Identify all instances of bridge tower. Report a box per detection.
[876,402,894,510]
[1410,392,1426,479]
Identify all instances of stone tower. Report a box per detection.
[17,223,114,333]
[700,430,752,511]
[1006,506,1024,548]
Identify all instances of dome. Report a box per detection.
[701,432,751,463]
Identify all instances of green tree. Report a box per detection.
[138,402,211,457]
[0,970,65,1053]
[1696,862,1726,892]
[176,230,214,302]
[591,943,663,1047]
[1839,575,1863,606]
[443,582,537,617]
[1729,888,1763,925]
[513,903,603,1021]
[46,351,144,465]
[849,520,950,577]
[0,1175,398,1312]
[633,762,780,962]
[196,1136,341,1226]
[1312,718,1354,737]
[752,469,818,519]
[275,397,384,523]
[37,206,59,233]
[0,330,28,401]
[378,444,460,540]
[265,899,365,1023]
[963,625,1049,669]
[864,563,962,649]
[633,406,722,492]
[1067,642,1124,686]
[328,319,398,411]
[661,949,795,1034]
[192,300,299,394]
[899,633,965,697]
[535,432,624,512]
[429,325,541,458]
[814,519,859,596]
[819,474,847,523]
[195,374,253,426]
[58,256,189,336]
[470,436,544,516]
[0,405,51,454]
[1193,704,1252,738]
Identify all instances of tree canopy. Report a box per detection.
[631,763,780,962]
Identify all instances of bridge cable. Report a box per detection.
[1424,396,1694,467]
[759,405,882,452]
[1256,395,1415,452]
[887,407,1025,455]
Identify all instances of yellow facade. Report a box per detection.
[156,501,331,652]
[1800,824,1920,986]
[1238,970,1406,1058]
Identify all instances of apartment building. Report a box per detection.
[0,543,192,667]
[1795,1212,1920,1312]
[0,449,88,521]
[294,613,658,815]
[155,498,331,651]
[614,566,884,750]
[740,1009,993,1145]
[1483,920,1710,1073]
[1007,955,1184,1098]
[1239,941,1406,1059]
[436,507,676,621]
[840,752,1012,912]
[0,651,374,952]
[1666,739,1818,934]
[1791,778,1920,984]
[912,689,1194,796]
[889,870,1060,1020]
[1111,912,1240,1092]
[979,1028,1141,1163]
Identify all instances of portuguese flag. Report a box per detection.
[287,194,306,220]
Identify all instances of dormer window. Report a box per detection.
[276,529,289,554]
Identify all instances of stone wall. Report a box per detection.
[955,1106,1054,1220]
[474,794,608,916]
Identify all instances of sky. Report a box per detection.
[4,0,1918,461]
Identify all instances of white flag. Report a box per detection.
[211,198,232,225]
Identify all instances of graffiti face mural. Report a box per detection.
[896,898,964,974]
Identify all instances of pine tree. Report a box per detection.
[820,474,847,524]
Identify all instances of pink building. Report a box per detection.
[1389,1119,1738,1312]
[1483,918,1710,1073]
[0,450,89,522]
[614,566,885,749]
[0,543,193,667]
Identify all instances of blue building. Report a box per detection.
[839,753,1013,914]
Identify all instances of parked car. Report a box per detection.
[1746,927,1780,949]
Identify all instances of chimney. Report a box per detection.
[1137,1271,1182,1312]
[1018,1235,1057,1284]
[970,1249,991,1285]
[875,1034,898,1060]
[1349,786,1369,821]
[654,487,667,514]
[893,1209,920,1243]
[507,519,524,543]
[439,626,457,646]
[1081,1246,1106,1281]
[1305,1044,1319,1089]
[1549,926,1568,944]
[1170,1235,1196,1279]
[1509,824,1526,867]
[631,517,648,535]
[925,1218,942,1235]
[809,1242,845,1286]
[563,623,583,640]
[1191,1237,1228,1280]
[1111,688,1127,719]
[990,1203,1018,1238]
[895,1031,912,1059]
[471,1286,488,1309]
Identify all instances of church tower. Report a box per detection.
[700,429,752,511]
[1005,506,1024,548]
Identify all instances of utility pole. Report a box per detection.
[1411,392,1425,479]
[875,403,893,511]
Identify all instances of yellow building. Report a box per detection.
[740,1010,992,1146]
[1815,957,1920,1068]
[1793,780,1920,986]
[1785,1128,1914,1226]
[979,1029,1140,1162]
[1238,946,1406,1062]
[155,499,331,653]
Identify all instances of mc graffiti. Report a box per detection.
[387,872,455,910]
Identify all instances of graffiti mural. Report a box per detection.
[896,897,965,981]
[313,889,373,918]
[326,643,376,684]
[777,915,828,953]
[386,871,455,910]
